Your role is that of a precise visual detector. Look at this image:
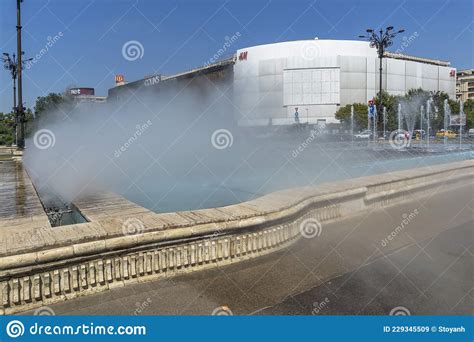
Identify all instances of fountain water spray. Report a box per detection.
[350,105,354,146]
[373,106,377,144]
[420,105,424,146]
[367,106,371,147]
[383,106,386,140]
[402,104,416,148]
[443,99,451,147]
[397,103,402,133]
[426,98,431,148]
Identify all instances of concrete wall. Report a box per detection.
[0,160,472,314]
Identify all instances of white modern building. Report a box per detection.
[233,39,456,126]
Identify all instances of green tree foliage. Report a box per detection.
[373,90,398,132]
[335,89,471,134]
[334,103,368,132]
[0,112,15,145]
[27,93,73,136]
[463,99,474,129]
[34,92,72,119]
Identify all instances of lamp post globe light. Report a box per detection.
[359,26,404,138]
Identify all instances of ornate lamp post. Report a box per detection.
[359,26,404,137]
[2,52,32,146]
[16,0,25,149]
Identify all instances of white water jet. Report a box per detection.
[350,105,354,145]
[397,103,402,133]
[420,105,424,146]
[443,99,451,146]
[426,98,431,147]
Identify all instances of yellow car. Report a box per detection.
[436,130,457,138]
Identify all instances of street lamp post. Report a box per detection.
[359,26,404,137]
[2,52,32,147]
[16,0,25,149]
[2,53,18,145]
[2,54,18,109]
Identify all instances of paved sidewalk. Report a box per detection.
[24,184,472,316]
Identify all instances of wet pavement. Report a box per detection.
[27,183,473,316]
[258,219,473,316]
[0,159,50,228]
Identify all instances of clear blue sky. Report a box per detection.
[0,0,472,113]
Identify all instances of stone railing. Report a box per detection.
[0,160,472,314]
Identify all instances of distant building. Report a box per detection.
[456,69,474,101]
[107,59,233,103]
[234,40,455,126]
[67,87,106,104]
[108,39,456,126]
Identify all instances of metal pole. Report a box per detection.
[12,73,17,110]
[459,101,463,149]
[378,29,383,125]
[16,0,24,149]
[13,73,17,146]
[383,106,386,140]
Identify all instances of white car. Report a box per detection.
[468,128,474,138]
[354,130,371,139]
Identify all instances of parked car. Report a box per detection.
[391,130,410,140]
[468,128,474,138]
[354,130,371,139]
[436,129,457,138]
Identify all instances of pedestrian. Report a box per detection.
[294,107,300,123]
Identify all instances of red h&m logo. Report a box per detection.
[238,51,248,61]
[449,69,456,77]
